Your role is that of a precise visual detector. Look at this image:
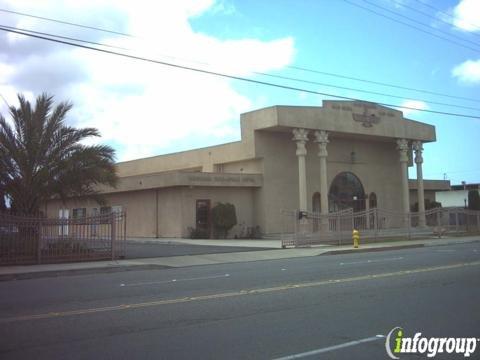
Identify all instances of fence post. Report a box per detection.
[407,212,411,240]
[293,210,297,247]
[36,219,42,265]
[338,214,342,246]
[111,213,116,261]
[455,211,459,232]
[123,212,127,258]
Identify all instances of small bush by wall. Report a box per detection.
[211,203,237,239]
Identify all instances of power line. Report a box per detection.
[414,0,480,31]
[1,25,479,120]
[0,24,129,51]
[343,0,480,53]
[288,66,480,104]
[391,0,480,39]
[2,7,480,104]
[6,24,480,113]
[361,0,480,49]
[255,71,479,112]
[0,8,132,38]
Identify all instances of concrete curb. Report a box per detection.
[320,244,425,256]
[0,264,172,282]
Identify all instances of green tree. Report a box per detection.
[411,199,442,212]
[468,190,480,210]
[211,202,237,239]
[0,93,118,215]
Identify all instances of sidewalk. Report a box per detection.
[1,235,479,280]
[126,237,282,248]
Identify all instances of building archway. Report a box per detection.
[328,172,366,212]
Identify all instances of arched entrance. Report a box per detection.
[328,172,366,212]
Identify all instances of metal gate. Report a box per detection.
[0,212,126,265]
[282,207,480,247]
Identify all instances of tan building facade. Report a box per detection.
[44,101,442,238]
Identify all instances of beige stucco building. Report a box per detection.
[44,100,447,238]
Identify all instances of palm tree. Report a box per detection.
[0,93,118,215]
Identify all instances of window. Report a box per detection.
[100,206,122,214]
[100,206,112,215]
[72,208,86,219]
[112,205,123,213]
[58,209,69,236]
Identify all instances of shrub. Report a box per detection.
[411,199,442,212]
[187,226,209,239]
[211,202,237,239]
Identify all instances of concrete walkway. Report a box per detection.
[126,237,282,248]
[1,235,478,280]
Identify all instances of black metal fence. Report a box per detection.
[0,212,126,265]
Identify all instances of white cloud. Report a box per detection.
[401,100,428,116]
[452,0,480,32]
[0,0,295,161]
[452,59,480,84]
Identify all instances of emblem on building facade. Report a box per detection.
[352,102,381,127]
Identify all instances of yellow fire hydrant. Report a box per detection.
[352,229,360,248]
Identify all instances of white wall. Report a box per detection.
[435,190,477,207]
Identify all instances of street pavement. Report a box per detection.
[0,235,478,280]
[0,240,479,359]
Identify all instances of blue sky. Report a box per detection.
[0,0,479,184]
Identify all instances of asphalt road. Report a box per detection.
[124,241,273,259]
[0,242,479,359]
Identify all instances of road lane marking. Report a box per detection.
[2,261,479,324]
[119,274,230,287]
[339,256,403,266]
[273,335,385,359]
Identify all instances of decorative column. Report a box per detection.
[293,128,309,212]
[314,130,329,217]
[397,139,410,227]
[413,141,426,227]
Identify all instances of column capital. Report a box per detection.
[412,140,423,164]
[396,138,409,163]
[314,130,329,144]
[292,128,309,142]
[314,130,329,158]
[293,128,309,156]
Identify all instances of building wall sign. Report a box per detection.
[185,173,262,187]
